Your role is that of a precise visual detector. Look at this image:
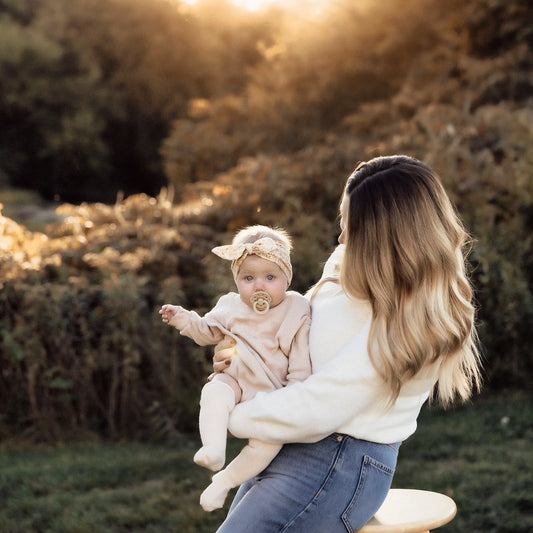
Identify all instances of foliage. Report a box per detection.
[0,191,218,440]
[0,0,277,202]
[161,97,255,190]
[0,15,110,200]
[161,0,446,185]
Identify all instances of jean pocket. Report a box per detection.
[341,455,395,533]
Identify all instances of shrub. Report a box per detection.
[0,191,216,441]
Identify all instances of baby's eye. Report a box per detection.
[267,274,275,281]
[245,275,254,282]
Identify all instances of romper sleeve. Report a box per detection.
[169,302,225,346]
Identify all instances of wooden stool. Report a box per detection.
[358,489,457,533]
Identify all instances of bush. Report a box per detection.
[0,192,217,441]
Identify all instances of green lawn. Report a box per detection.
[393,393,533,533]
[0,394,531,533]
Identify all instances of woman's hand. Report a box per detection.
[211,337,238,375]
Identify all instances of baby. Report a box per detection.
[160,225,311,511]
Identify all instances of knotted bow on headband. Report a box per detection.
[212,237,292,285]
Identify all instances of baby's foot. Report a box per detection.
[200,473,231,512]
[193,446,225,471]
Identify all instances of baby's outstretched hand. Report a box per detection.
[159,304,181,324]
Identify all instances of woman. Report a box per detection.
[212,155,482,532]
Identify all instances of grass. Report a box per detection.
[393,392,533,533]
[0,394,531,533]
[0,438,233,533]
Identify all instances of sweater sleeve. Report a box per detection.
[228,318,382,444]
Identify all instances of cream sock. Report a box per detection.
[193,381,236,471]
[200,439,281,511]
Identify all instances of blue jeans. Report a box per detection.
[216,434,401,533]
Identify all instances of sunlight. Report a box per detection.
[180,0,328,13]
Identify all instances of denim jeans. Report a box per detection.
[216,434,401,533]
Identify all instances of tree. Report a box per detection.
[0,16,111,200]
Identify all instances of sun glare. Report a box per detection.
[224,0,276,10]
[180,0,327,13]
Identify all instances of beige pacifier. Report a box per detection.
[250,291,272,315]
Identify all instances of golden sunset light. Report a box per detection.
[180,0,329,13]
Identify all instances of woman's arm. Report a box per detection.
[228,318,384,444]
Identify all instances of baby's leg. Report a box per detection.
[194,377,240,471]
[200,438,281,512]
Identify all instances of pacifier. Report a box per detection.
[250,291,272,315]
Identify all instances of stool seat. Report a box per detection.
[358,489,457,533]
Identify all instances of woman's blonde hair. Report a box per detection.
[340,155,482,405]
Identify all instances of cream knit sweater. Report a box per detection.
[228,245,439,444]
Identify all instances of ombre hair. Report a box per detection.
[339,155,481,405]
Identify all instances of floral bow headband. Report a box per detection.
[212,237,292,286]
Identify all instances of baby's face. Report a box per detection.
[235,255,288,312]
